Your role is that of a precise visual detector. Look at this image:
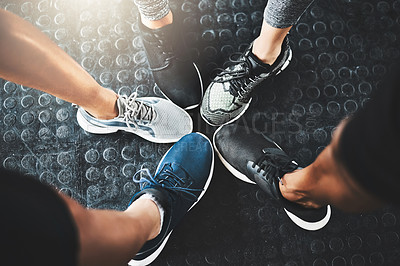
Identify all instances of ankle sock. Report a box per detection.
[134,0,170,21]
[138,193,165,234]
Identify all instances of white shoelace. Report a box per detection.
[120,93,156,130]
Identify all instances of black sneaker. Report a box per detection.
[128,133,214,265]
[200,36,292,126]
[213,124,331,231]
[138,14,203,110]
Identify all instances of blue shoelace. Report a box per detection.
[132,164,202,201]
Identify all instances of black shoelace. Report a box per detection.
[215,54,266,101]
[253,148,298,185]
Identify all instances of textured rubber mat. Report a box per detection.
[1,0,400,265]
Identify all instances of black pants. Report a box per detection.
[0,168,79,266]
[337,63,400,205]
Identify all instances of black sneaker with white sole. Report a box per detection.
[213,124,331,231]
[200,36,292,126]
[138,13,203,110]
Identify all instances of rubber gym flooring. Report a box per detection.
[1,0,400,265]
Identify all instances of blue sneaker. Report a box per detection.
[128,133,214,265]
[76,92,193,143]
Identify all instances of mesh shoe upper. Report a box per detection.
[76,93,193,143]
[201,36,291,126]
[139,97,192,139]
[116,93,156,129]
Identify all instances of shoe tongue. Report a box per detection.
[247,50,272,75]
[251,163,300,201]
[165,162,189,180]
[117,96,154,121]
[117,97,127,117]
[158,162,192,187]
[248,148,299,199]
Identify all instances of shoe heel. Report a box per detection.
[281,48,292,71]
[76,111,118,134]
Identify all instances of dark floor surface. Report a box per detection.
[1,0,400,265]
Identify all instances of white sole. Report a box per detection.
[76,109,118,134]
[76,104,193,144]
[284,205,331,231]
[213,125,329,231]
[275,47,292,75]
[128,132,214,266]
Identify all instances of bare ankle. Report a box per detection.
[252,37,281,65]
[125,198,161,241]
[252,21,291,65]
[87,92,118,120]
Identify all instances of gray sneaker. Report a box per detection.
[200,36,292,126]
[76,93,193,143]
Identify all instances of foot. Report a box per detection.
[139,13,203,110]
[76,92,193,143]
[128,133,214,265]
[213,124,331,231]
[200,36,292,126]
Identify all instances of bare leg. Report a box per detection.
[60,194,161,266]
[0,9,118,120]
[252,20,292,65]
[279,120,385,212]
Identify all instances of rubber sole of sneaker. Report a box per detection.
[156,62,203,110]
[128,132,214,266]
[201,48,292,127]
[284,205,331,231]
[76,108,191,144]
[275,47,292,76]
